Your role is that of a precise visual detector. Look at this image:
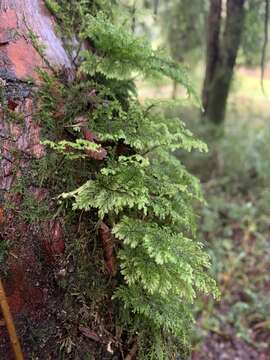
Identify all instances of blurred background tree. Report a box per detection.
[162,0,207,98]
[202,0,246,125]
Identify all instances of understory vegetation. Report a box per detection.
[25,0,218,358]
[195,114,270,356]
[165,96,270,357]
[139,68,270,356]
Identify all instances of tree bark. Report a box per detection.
[202,0,246,125]
[0,1,74,358]
[202,0,222,116]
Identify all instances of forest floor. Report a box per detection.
[139,67,270,360]
[190,70,270,360]
[190,108,270,359]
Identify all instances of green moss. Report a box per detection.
[0,239,9,270]
[3,179,48,224]
[28,29,46,58]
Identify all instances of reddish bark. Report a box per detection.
[5,260,44,316]
[99,222,117,276]
[0,1,74,357]
[0,1,73,81]
[0,98,45,190]
[41,218,65,261]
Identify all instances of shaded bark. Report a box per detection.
[202,0,246,124]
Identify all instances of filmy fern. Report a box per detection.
[80,12,199,102]
[42,2,218,359]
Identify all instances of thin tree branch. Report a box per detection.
[261,0,269,93]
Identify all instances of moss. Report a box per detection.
[0,239,9,271]
[27,29,46,58]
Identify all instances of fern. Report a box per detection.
[80,12,199,103]
[42,139,103,159]
[42,2,218,359]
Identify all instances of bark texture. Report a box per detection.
[0,1,73,358]
[0,0,74,191]
[202,0,246,124]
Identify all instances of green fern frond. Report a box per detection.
[80,12,199,103]
[42,2,219,358]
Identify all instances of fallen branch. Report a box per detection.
[0,279,24,360]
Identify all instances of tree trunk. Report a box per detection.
[202,0,246,125]
[201,0,222,117]
[0,1,74,358]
